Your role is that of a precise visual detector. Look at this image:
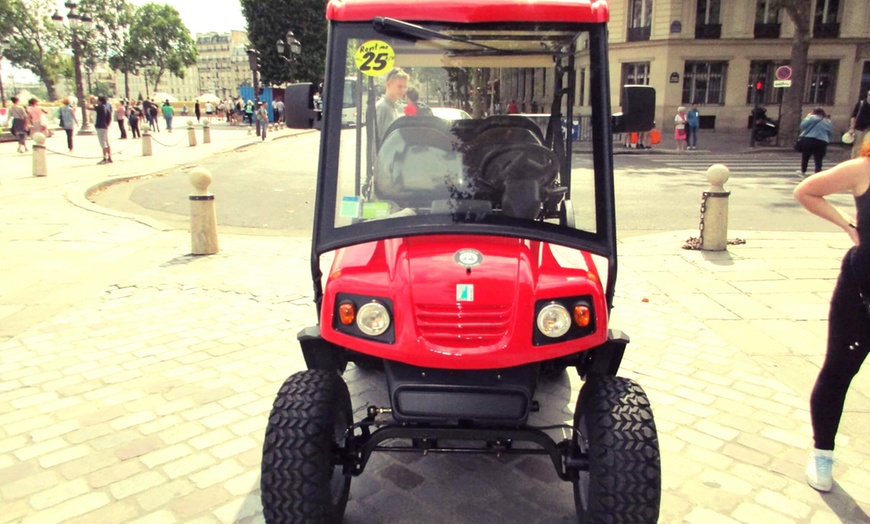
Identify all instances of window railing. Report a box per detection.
[754,23,781,38]
[627,26,651,42]
[813,22,840,38]
[695,23,721,39]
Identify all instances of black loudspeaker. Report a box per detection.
[285,83,318,129]
[620,85,656,133]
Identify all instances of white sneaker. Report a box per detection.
[805,449,834,492]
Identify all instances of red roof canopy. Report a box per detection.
[326,0,609,24]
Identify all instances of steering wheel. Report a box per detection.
[478,143,560,190]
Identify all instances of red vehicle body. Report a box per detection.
[261,0,661,522]
[320,236,608,369]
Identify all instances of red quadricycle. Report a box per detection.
[262,1,661,522]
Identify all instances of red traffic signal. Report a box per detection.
[755,81,764,91]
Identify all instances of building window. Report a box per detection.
[805,61,838,105]
[627,0,652,42]
[814,0,840,38]
[622,62,650,85]
[682,61,727,105]
[695,0,721,39]
[754,0,781,38]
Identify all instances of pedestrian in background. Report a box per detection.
[797,108,833,177]
[27,98,49,137]
[58,97,78,152]
[116,100,127,139]
[245,100,254,125]
[162,100,174,132]
[674,106,688,152]
[90,95,113,164]
[794,138,870,493]
[848,90,870,159]
[686,104,700,150]
[256,101,269,141]
[5,97,30,153]
[149,101,160,132]
[128,108,141,138]
[194,100,201,123]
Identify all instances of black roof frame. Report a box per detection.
[308,20,617,311]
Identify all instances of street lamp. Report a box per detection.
[246,48,260,136]
[52,2,94,135]
[275,30,302,64]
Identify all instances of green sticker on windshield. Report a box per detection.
[362,202,390,219]
[354,40,395,77]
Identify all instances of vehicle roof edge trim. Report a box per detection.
[314,226,612,260]
[327,0,609,24]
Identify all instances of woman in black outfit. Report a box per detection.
[794,137,870,492]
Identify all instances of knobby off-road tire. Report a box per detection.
[572,375,661,524]
[261,370,353,524]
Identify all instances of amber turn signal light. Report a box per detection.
[573,305,591,327]
[338,302,356,325]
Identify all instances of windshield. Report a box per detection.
[318,21,607,255]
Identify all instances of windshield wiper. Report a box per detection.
[373,17,500,51]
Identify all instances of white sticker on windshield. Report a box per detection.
[340,196,361,218]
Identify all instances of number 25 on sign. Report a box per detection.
[354,40,396,77]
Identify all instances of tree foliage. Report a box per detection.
[0,0,66,100]
[127,3,197,93]
[241,0,327,85]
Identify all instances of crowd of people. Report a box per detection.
[3,94,290,164]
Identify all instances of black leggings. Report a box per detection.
[811,248,870,450]
[801,137,828,174]
[64,129,74,150]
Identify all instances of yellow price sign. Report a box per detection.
[354,40,395,77]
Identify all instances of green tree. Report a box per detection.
[128,3,197,93]
[241,0,327,85]
[778,0,812,145]
[0,0,66,100]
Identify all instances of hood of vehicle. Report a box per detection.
[404,236,529,349]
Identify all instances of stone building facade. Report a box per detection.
[500,0,870,133]
[115,30,251,102]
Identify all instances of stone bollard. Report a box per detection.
[700,164,731,251]
[142,128,153,156]
[32,132,47,177]
[202,120,211,144]
[189,167,219,255]
[187,120,197,147]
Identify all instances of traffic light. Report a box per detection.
[755,81,764,91]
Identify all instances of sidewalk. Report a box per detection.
[0,128,868,523]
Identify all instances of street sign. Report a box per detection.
[774,79,792,88]
[775,65,793,81]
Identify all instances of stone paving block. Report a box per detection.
[128,509,179,524]
[38,444,91,469]
[731,501,794,524]
[1,470,61,500]
[190,460,245,489]
[58,451,118,480]
[162,453,217,480]
[684,506,741,524]
[115,435,164,460]
[109,469,167,500]
[168,484,233,520]
[28,477,90,510]
[66,501,140,524]
[86,459,144,489]
[20,492,110,524]
[140,443,193,469]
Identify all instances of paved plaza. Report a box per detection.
[0,124,868,523]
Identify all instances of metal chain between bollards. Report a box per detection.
[149,135,186,147]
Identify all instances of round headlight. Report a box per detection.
[537,303,571,338]
[356,302,391,336]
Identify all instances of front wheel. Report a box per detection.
[261,370,353,524]
[572,375,660,523]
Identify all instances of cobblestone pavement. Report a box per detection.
[1,130,868,523]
